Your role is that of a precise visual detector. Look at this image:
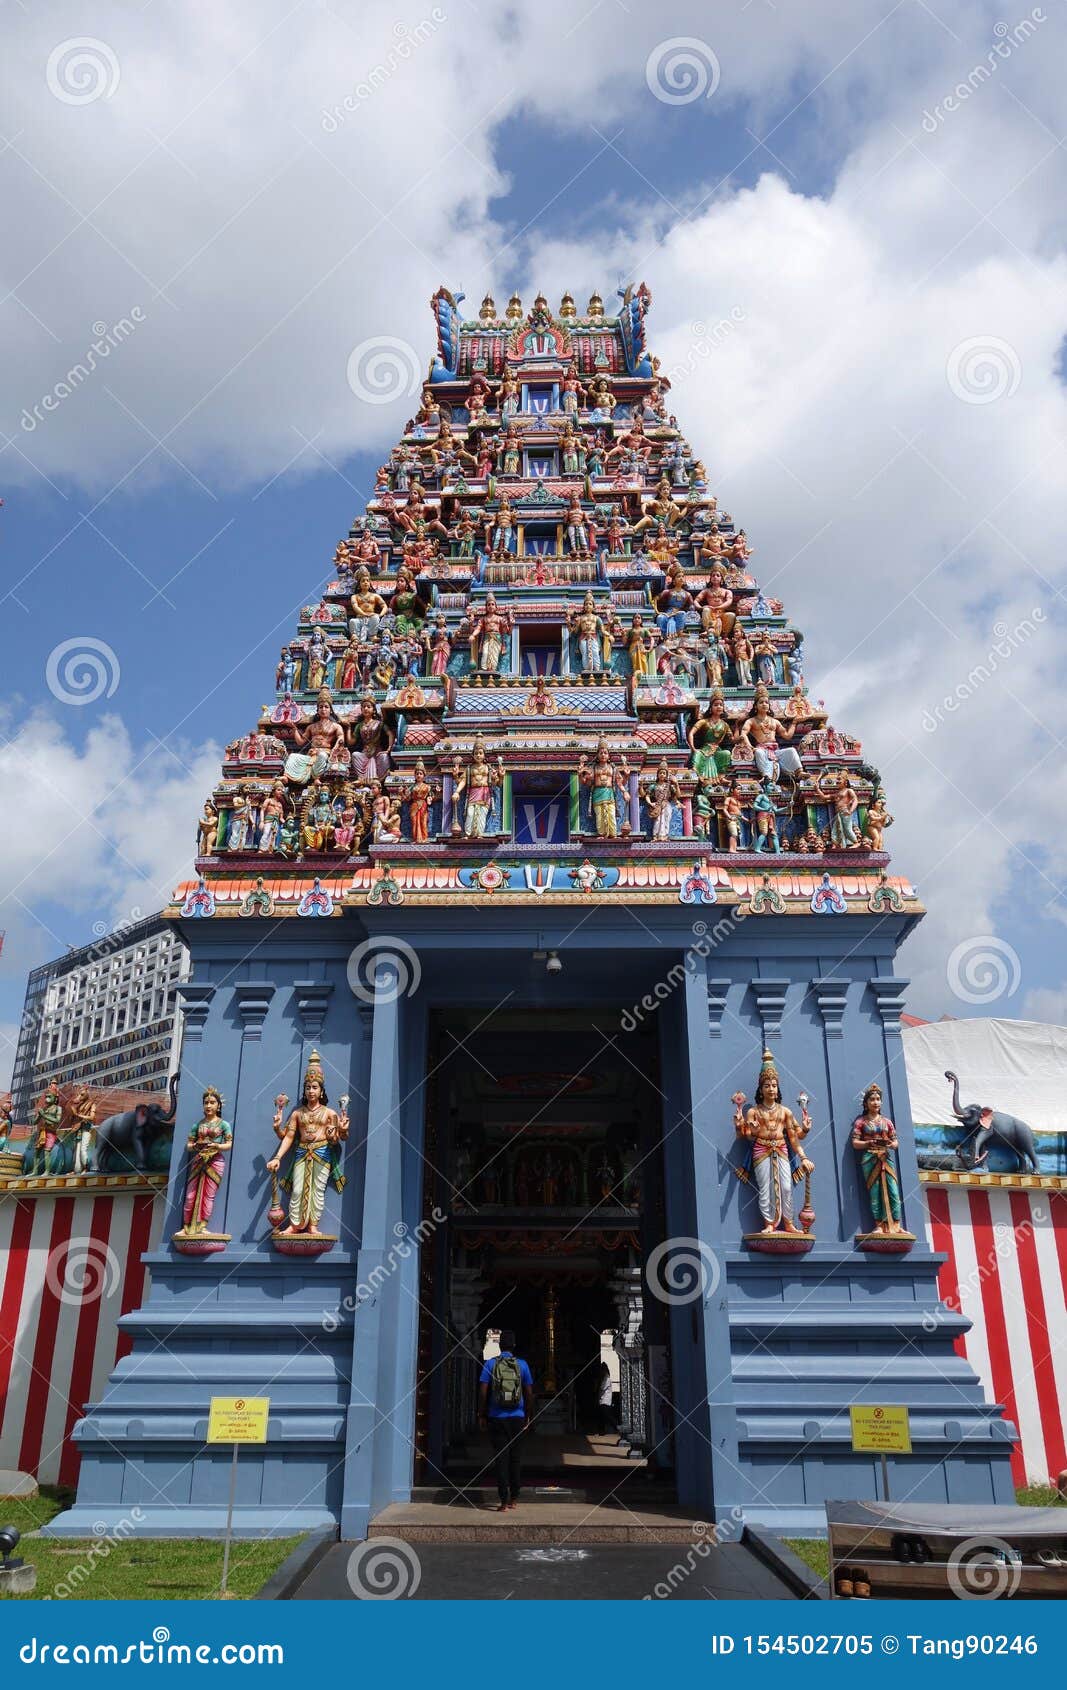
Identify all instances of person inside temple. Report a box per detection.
[478,1329,535,1511]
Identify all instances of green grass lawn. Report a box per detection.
[784,1485,1064,1584]
[0,1489,304,1601]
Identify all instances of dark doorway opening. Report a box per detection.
[414,1008,674,1500]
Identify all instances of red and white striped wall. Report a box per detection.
[0,1189,162,1486]
[925,1180,1067,1489]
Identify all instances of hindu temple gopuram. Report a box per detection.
[49,285,1015,1539]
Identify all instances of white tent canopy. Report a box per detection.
[903,1018,1067,1136]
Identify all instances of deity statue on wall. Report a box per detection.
[286,689,347,786]
[197,799,219,857]
[732,1051,814,1239]
[27,1081,64,1176]
[642,760,681,840]
[348,568,388,643]
[568,591,614,673]
[470,592,513,673]
[739,685,803,785]
[305,628,331,692]
[405,759,440,844]
[851,1083,911,1243]
[66,1083,97,1176]
[625,614,656,681]
[862,790,893,852]
[173,1087,233,1252]
[688,690,734,782]
[348,695,393,779]
[452,736,504,838]
[829,773,861,849]
[578,740,630,838]
[266,1051,348,1241]
[655,567,693,638]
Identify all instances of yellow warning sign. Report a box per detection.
[207,1396,270,1444]
[850,1404,911,1454]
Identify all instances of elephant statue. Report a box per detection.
[91,1074,180,1174]
[945,1070,1040,1174]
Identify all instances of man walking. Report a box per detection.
[478,1329,534,1511]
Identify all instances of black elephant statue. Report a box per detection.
[92,1074,180,1174]
[945,1070,1040,1174]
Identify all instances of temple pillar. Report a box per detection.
[447,1267,489,1448]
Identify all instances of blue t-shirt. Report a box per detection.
[479,1352,533,1419]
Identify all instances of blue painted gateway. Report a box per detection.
[50,286,1014,1538]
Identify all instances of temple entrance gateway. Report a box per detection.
[415,1008,673,1493]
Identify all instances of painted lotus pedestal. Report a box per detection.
[44,283,1017,1540]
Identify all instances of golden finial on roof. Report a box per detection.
[479,293,497,324]
[559,291,576,320]
[587,290,604,320]
[505,292,523,322]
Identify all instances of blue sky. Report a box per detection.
[2,1,1066,1073]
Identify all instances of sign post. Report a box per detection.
[207,1396,270,1597]
[849,1405,911,1501]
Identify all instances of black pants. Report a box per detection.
[488,1417,525,1502]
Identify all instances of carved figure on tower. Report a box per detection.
[732,1051,815,1241]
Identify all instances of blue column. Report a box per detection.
[341,959,405,1539]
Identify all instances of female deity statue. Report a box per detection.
[405,759,439,844]
[687,690,734,782]
[266,1052,349,1239]
[851,1084,909,1238]
[425,615,452,677]
[568,591,614,674]
[389,567,427,636]
[739,685,803,784]
[454,508,478,558]
[470,593,513,673]
[453,736,504,837]
[338,638,361,692]
[755,631,777,687]
[499,374,520,420]
[577,740,630,838]
[286,689,347,787]
[332,784,364,854]
[174,1087,233,1244]
[348,567,388,643]
[625,614,656,682]
[642,760,681,840]
[348,695,393,779]
[732,1052,814,1236]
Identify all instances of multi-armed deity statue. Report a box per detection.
[266,1050,349,1256]
[731,1050,816,1255]
[182,282,895,886]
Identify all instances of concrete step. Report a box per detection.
[368,1501,713,1545]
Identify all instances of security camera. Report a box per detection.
[545,951,562,975]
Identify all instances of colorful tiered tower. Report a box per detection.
[49,286,1015,1542]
